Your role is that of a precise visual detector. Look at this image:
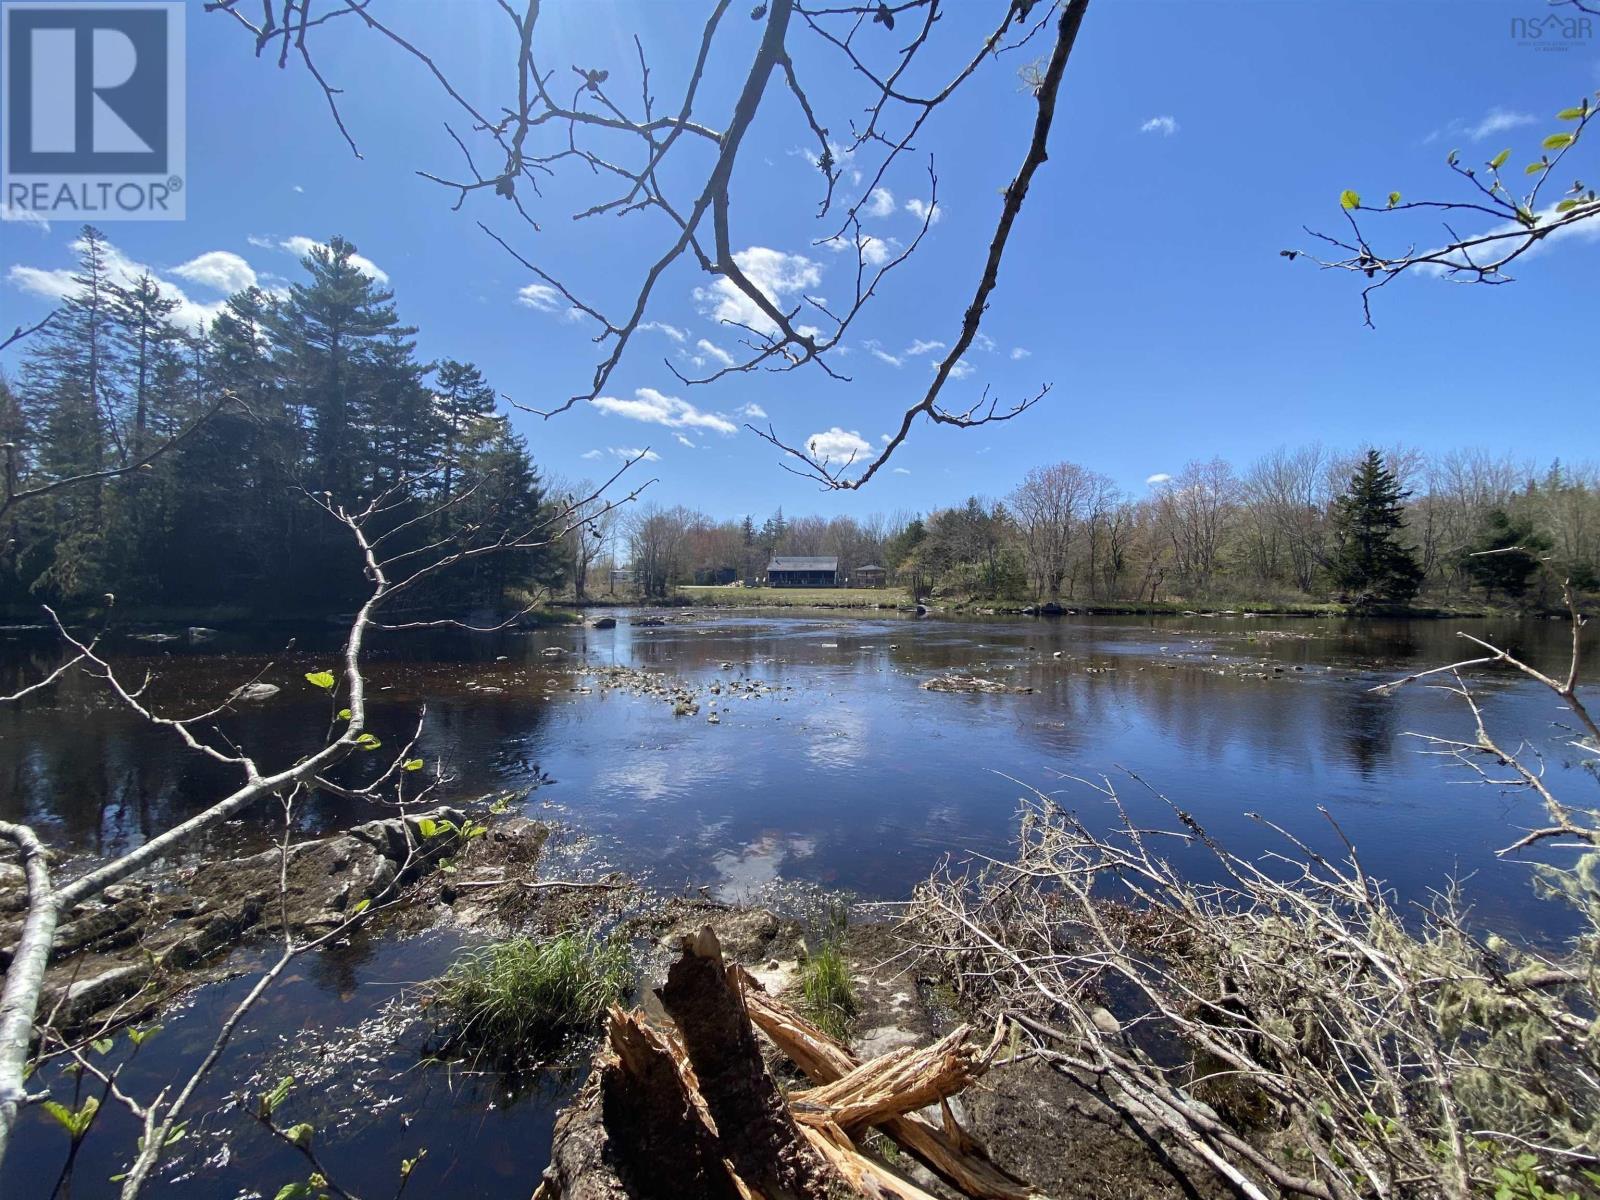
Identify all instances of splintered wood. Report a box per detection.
[531,926,1042,1200]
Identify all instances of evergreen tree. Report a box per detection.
[1328,450,1423,604]
[1461,509,1550,602]
[434,359,497,502]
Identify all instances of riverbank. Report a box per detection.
[668,584,1509,620]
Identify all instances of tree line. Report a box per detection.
[615,447,1598,606]
[0,227,562,616]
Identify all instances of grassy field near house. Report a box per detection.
[674,584,910,608]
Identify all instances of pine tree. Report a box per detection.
[1461,509,1550,602]
[434,359,497,502]
[1328,450,1423,604]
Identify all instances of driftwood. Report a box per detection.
[734,966,1040,1200]
[533,927,1041,1200]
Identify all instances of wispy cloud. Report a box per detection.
[8,235,237,331]
[1146,472,1172,486]
[892,466,911,475]
[696,338,737,368]
[591,386,736,434]
[640,320,688,342]
[1010,346,1031,360]
[1140,115,1179,137]
[904,197,942,225]
[592,446,661,462]
[905,338,945,357]
[973,332,996,352]
[739,403,768,420]
[673,433,697,448]
[1467,107,1535,141]
[864,187,895,218]
[864,339,902,368]
[279,235,388,284]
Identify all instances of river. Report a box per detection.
[0,608,1587,1197]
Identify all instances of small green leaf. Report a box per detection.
[284,1123,314,1148]
[43,1097,99,1138]
[1339,189,1360,210]
[1488,148,1509,170]
[337,708,352,721]
[1557,198,1580,211]
[1543,132,1575,151]
[304,671,335,690]
[355,732,381,751]
[1557,106,1588,121]
[416,817,440,840]
[126,1024,161,1047]
[1387,191,1401,207]
[274,1184,314,1200]
[403,758,424,772]
[260,1075,294,1119]
[1525,161,1548,175]
[351,898,371,916]
[91,1037,113,1055]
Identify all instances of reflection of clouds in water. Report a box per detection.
[804,705,872,770]
[711,832,817,901]
[596,756,674,803]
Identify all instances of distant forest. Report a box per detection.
[0,227,562,616]
[621,449,1600,607]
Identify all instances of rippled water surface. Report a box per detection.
[2,608,1589,1197]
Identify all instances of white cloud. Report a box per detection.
[2,207,51,234]
[581,449,604,459]
[864,339,902,368]
[1010,346,1031,360]
[640,320,688,342]
[172,250,257,294]
[1146,472,1172,486]
[694,246,821,335]
[517,282,563,311]
[8,235,230,332]
[246,235,276,249]
[904,197,942,225]
[612,446,661,462]
[1467,107,1535,141]
[696,338,737,368]
[292,184,304,194]
[892,466,911,475]
[591,386,736,434]
[279,235,388,284]
[739,403,768,420]
[1140,115,1179,136]
[806,426,871,463]
[673,433,697,448]
[822,233,896,266]
[940,358,974,380]
[1416,200,1600,277]
[864,187,895,218]
[973,332,996,352]
[905,338,945,357]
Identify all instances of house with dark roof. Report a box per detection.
[851,564,886,588]
[766,556,838,587]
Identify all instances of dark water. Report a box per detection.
[2,609,1591,1197]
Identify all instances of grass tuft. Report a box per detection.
[434,930,632,1063]
[799,898,857,1040]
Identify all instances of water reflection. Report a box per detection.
[0,610,1589,1200]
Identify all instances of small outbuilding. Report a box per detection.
[766,556,838,588]
[851,564,887,589]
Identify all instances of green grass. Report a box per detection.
[675,585,909,608]
[800,941,857,1040]
[434,931,633,1062]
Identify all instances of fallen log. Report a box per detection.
[733,965,1039,1200]
[657,926,834,1200]
[789,1026,979,1130]
[535,928,1042,1200]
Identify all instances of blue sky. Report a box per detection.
[3,0,1597,520]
